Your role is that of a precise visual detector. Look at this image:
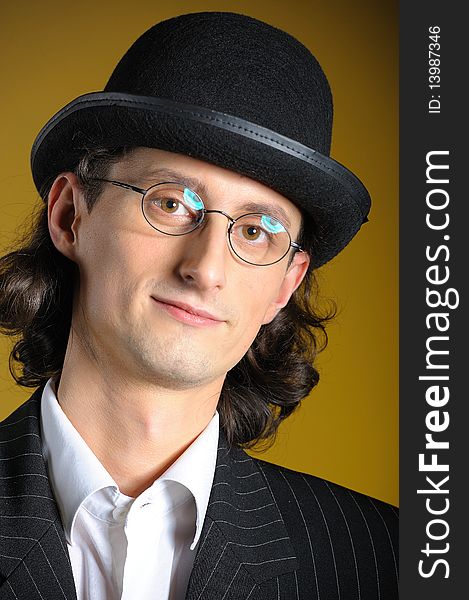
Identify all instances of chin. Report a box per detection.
[126,342,215,388]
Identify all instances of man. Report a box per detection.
[0,11,398,600]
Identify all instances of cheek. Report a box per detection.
[230,275,283,343]
[76,227,148,311]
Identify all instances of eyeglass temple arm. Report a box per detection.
[290,241,303,252]
[92,178,147,195]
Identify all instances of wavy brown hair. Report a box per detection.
[0,147,335,449]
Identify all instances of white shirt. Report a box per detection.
[40,379,219,600]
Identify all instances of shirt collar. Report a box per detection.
[157,411,219,549]
[40,378,219,550]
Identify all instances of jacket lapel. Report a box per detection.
[0,390,77,600]
[185,432,298,600]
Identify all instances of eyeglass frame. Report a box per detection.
[90,178,304,266]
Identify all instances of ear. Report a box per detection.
[261,251,310,325]
[48,172,84,261]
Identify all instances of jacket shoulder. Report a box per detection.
[253,456,398,514]
[0,389,42,438]
[251,457,399,597]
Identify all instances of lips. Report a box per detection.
[151,296,225,326]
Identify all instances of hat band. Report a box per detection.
[32,92,369,216]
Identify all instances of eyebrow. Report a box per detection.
[139,168,210,196]
[236,202,291,228]
[137,167,292,228]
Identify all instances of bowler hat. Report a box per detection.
[31,11,371,268]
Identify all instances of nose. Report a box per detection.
[177,213,230,291]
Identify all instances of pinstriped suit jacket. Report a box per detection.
[0,389,398,599]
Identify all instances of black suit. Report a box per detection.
[0,389,398,599]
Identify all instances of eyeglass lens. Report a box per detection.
[141,183,292,266]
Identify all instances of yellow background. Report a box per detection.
[0,0,398,505]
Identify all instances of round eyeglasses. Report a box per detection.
[92,179,303,266]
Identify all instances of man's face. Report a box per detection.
[60,148,309,390]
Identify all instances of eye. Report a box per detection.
[241,224,264,241]
[142,184,204,235]
[156,197,190,215]
[234,214,287,243]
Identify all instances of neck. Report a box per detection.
[56,335,223,498]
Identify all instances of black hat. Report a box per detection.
[31,11,371,268]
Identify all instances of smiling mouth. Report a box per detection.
[151,297,225,328]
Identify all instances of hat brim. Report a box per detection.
[31,92,371,268]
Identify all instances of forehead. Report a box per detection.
[110,148,303,228]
